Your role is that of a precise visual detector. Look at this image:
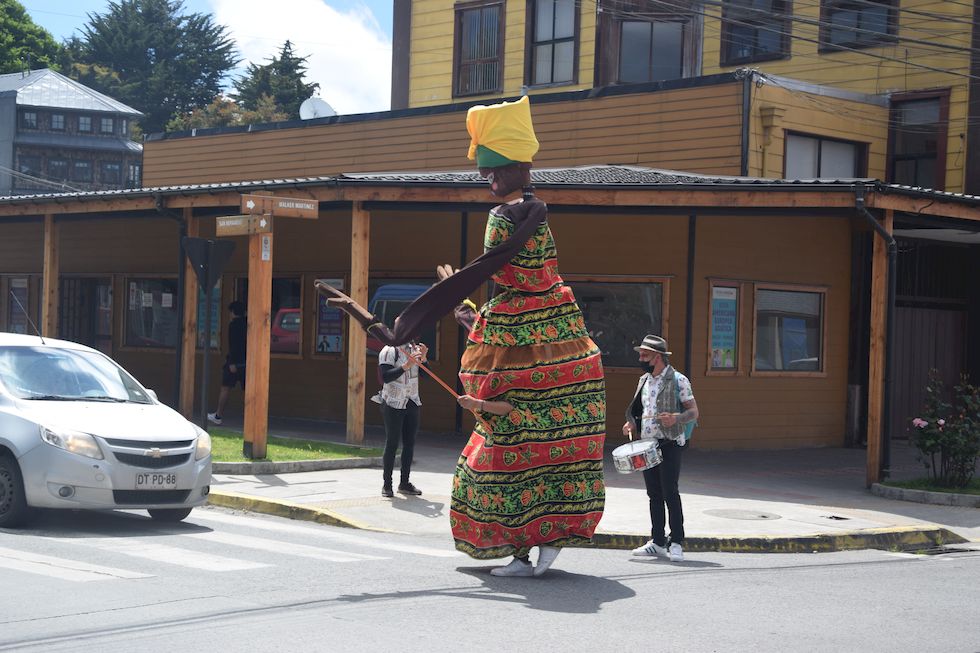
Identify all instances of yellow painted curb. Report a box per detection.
[207,491,400,534]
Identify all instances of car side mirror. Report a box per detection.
[145,389,158,402]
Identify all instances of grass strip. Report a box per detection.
[209,428,382,463]
[884,477,980,496]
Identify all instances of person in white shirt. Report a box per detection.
[374,342,428,498]
[623,335,698,562]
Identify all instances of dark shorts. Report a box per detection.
[222,361,245,389]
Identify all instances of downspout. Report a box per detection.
[855,186,896,480]
[155,194,186,411]
[739,70,753,176]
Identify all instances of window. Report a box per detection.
[127,163,142,188]
[596,1,700,86]
[48,159,69,181]
[5,277,32,335]
[17,155,41,177]
[754,286,825,373]
[820,0,896,51]
[50,114,65,130]
[100,117,114,134]
[21,111,37,129]
[785,133,863,179]
[78,116,92,132]
[453,1,504,97]
[234,277,303,355]
[101,161,122,184]
[708,281,739,373]
[315,277,345,355]
[889,93,948,190]
[125,278,179,349]
[73,160,92,182]
[121,118,129,137]
[526,0,577,86]
[721,0,790,65]
[568,277,667,368]
[366,279,438,359]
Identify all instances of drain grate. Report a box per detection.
[703,508,782,521]
[822,515,850,520]
[914,546,974,556]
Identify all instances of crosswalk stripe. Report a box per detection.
[182,530,388,563]
[44,537,270,572]
[0,546,152,582]
[191,510,462,558]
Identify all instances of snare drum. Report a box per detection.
[612,439,663,474]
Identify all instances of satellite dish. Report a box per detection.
[299,96,336,120]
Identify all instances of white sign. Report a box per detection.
[261,235,271,261]
[142,292,153,308]
[161,293,173,308]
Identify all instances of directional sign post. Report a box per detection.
[241,194,318,219]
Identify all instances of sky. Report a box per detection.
[21,0,394,115]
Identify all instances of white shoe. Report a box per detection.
[533,546,560,577]
[207,412,222,425]
[630,539,668,557]
[490,558,534,577]
[668,542,684,562]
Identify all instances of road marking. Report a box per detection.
[182,530,388,563]
[0,546,151,582]
[192,509,462,557]
[46,537,270,572]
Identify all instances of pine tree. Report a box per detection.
[233,40,320,119]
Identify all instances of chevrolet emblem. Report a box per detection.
[145,448,166,458]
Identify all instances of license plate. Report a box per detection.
[135,472,178,490]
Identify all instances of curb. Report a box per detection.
[207,491,966,553]
[871,483,980,508]
[207,490,397,533]
[212,457,381,475]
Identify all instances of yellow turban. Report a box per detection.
[466,95,539,168]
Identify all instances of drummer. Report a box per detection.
[623,335,698,562]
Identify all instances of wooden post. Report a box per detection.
[41,214,59,337]
[866,209,893,486]
[244,231,273,459]
[179,209,199,418]
[346,202,370,444]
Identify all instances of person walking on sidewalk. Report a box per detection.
[208,300,247,426]
[373,342,428,498]
[624,334,698,562]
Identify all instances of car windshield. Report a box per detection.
[0,346,152,402]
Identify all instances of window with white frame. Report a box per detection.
[100,117,114,134]
[785,133,862,179]
[50,114,65,130]
[754,286,825,373]
[527,0,577,86]
[78,116,92,132]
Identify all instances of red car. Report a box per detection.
[271,308,301,353]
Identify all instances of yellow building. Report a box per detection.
[393,0,975,192]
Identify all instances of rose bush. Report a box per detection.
[909,370,980,488]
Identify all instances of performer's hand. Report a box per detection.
[458,394,481,412]
[436,264,459,282]
[658,412,678,428]
[415,343,428,362]
[622,422,633,437]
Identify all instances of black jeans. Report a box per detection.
[641,439,684,546]
[381,401,419,487]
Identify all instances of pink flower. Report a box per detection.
[937,419,945,426]
[912,418,928,428]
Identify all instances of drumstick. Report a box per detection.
[398,347,495,434]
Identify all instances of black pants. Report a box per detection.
[641,439,684,546]
[381,402,419,486]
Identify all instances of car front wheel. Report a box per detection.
[147,507,193,522]
[0,455,31,528]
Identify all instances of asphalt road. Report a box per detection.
[1,507,978,652]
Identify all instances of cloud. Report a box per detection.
[210,0,391,115]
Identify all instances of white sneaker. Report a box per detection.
[207,412,222,425]
[490,558,534,577]
[668,542,684,562]
[533,546,560,577]
[630,539,668,557]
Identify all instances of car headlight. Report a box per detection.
[194,427,212,461]
[41,426,104,460]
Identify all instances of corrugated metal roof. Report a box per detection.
[0,69,142,116]
[16,132,142,153]
[1,165,979,210]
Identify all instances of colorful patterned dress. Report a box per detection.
[450,203,606,560]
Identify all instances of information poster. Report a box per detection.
[315,278,344,354]
[710,286,738,370]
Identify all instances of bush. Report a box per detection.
[909,370,980,488]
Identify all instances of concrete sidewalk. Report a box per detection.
[207,417,980,553]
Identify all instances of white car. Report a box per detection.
[0,333,211,527]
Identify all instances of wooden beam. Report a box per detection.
[41,214,59,337]
[868,191,980,223]
[346,202,370,444]
[866,209,893,486]
[179,209,199,418]
[244,232,273,459]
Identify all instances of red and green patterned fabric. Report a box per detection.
[451,207,606,559]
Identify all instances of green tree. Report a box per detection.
[232,40,319,119]
[0,0,63,74]
[66,0,239,135]
[166,94,288,131]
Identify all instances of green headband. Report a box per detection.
[475,145,517,169]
